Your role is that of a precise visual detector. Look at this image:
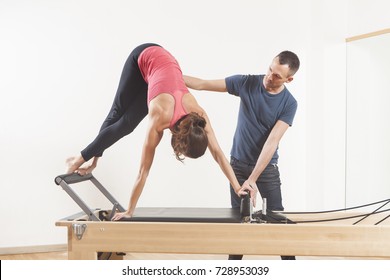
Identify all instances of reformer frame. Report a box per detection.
[55,173,390,260]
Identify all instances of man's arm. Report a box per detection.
[244,120,290,190]
[183,75,227,92]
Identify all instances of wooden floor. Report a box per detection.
[0,251,277,260]
[0,251,379,260]
[1,251,68,260]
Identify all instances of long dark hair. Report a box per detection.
[171,112,208,162]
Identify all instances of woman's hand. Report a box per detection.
[111,211,132,221]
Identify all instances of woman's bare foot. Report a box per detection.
[76,164,96,175]
[66,155,85,174]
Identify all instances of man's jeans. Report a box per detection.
[228,157,295,260]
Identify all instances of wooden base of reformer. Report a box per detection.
[56,211,390,260]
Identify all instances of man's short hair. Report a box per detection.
[277,51,300,76]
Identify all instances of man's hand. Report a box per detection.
[238,181,258,207]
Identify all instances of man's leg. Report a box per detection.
[228,184,244,260]
[257,164,295,260]
[228,157,251,260]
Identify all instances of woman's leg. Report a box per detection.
[81,43,160,161]
[66,44,159,173]
[81,92,148,160]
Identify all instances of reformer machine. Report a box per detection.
[54,173,390,260]
[55,173,297,259]
[54,172,293,225]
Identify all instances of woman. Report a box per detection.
[66,43,256,220]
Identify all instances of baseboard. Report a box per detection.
[0,244,67,255]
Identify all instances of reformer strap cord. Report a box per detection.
[285,208,390,224]
[282,198,390,214]
[352,200,390,225]
[279,198,390,225]
[374,214,390,225]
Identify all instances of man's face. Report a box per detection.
[263,57,293,90]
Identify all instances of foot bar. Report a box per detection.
[55,173,93,185]
[54,173,125,221]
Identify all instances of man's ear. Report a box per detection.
[286,76,294,83]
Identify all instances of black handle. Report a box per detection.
[54,173,93,185]
[240,191,251,218]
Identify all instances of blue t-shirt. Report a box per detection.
[225,74,297,165]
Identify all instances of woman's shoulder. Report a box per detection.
[148,96,173,129]
[182,93,205,113]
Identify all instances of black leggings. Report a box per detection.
[81,43,161,161]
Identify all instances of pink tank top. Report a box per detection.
[138,46,189,129]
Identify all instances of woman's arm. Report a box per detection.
[202,112,258,206]
[112,114,164,220]
[182,93,257,205]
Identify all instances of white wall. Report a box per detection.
[346,35,390,207]
[304,0,348,211]
[345,0,390,208]
[0,0,387,250]
[346,0,390,38]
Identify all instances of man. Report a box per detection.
[183,50,299,260]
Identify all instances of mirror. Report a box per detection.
[346,29,390,209]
